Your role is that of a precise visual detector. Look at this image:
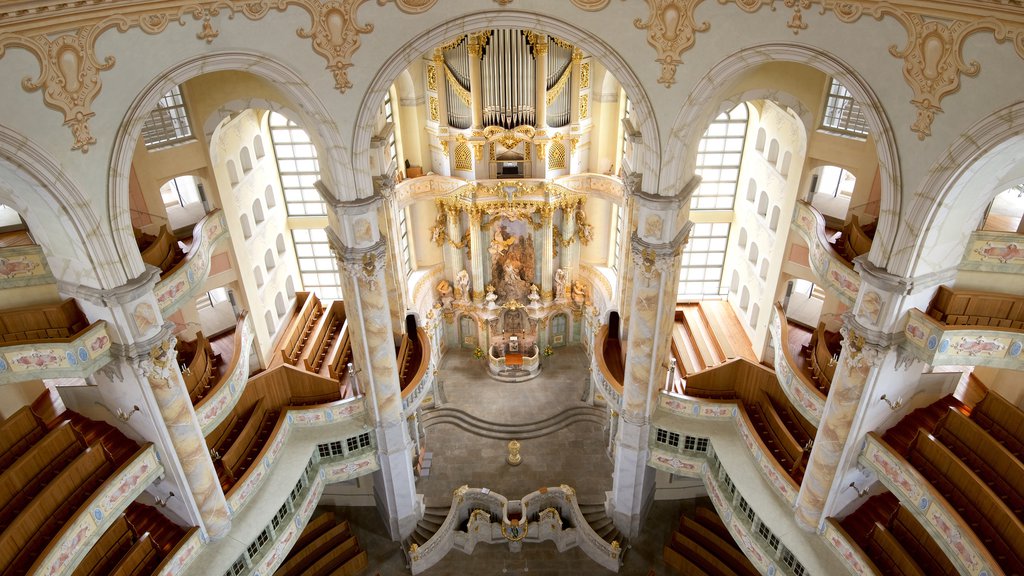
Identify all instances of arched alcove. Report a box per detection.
[275,292,286,319]
[750,303,760,327]
[740,286,750,311]
[226,160,239,187]
[748,243,759,264]
[756,127,767,152]
[252,199,265,225]
[780,150,793,177]
[746,179,757,203]
[264,249,275,271]
[253,134,265,159]
[276,233,286,255]
[769,206,781,232]
[265,310,276,336]
[757,192,769,217]
[730,270,740,293]
[240,146,253,173]
[759,259,769,280]
[265,185,276,209]
[240,214,252,239]
[285,276,296,299]
[253,265,264,288]
[739,228,748,249]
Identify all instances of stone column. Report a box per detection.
[326,195,420,539]
[65,268,230,539]
[468,34,484,130]
[540,206,554,302]
[468,210,486,302]
[794,259,955,529]
[377,177,406,342]
[533,33,548,130]
[608,186,691,538]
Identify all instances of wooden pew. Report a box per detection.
[305,537,363,576]
[0,407,45,471]
[935,408,1024,516]
[867,523,926,576]
[220,399,268,480]
[908,431,1024,573]
[73,516,135,576]
[841,215,874,259]
[327,320,352,380]
[928,286,1024,328]
[139,227,184,275]
[678,517,759,576]
[0,298,90,344]
[289,513,337,555]
[276,522,352,576]
[971,391,1024,460]
[888,505,960,576]
[280,293,322,366]
[110,533,160,576]
[667,531,733,576]
[304,304,343,374]
[0,422,84,521]
[0,447,112,573]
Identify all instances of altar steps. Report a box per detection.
[419,405,605,440]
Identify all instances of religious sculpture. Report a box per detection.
[485,284,498,308]
[572,280,587,306]
[429,211,447,245]
[436,279,453,308]
[554,268,567,301]
[455,269,470,302]
[528,284,540,307]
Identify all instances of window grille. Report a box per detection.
[142,86,193,148]
[692,103,747,210]
[821,77,869,136]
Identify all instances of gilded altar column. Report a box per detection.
[541,206,554,301]
[608,187,691,538]
[468,34,484,129]
[468,210,486,302]
[326,193,420,539]
[66,269,231,539]
[794,260,952,530]
[532,33,548,130]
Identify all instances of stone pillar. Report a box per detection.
[326,195,420,539]
[65,268,231,539]
[468,34,484,130]
[564,202,580,282]
[468,211,486,302]
[541,206,554,302]
[377,177,406,342]
[608,186,691,538]
[433,51,449,130]
[533,33,548,130]
[794,259,955,529]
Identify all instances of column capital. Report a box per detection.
[331,234,388,291]
[839,317,892,370]
[629,221,691,278]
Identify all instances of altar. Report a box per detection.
[486,307,542,381]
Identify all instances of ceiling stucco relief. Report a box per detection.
[634,0,710,87]
[377,0,438,15]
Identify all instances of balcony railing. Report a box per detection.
[195,313,253,435]
[903,307,1024,371]
[0,320,112,386]
[154,210,228,314]
[791,201,861,306]
[769,304,826,427]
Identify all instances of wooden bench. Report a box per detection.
[840,214,874,260]
[678,517,759,576]
[327,320,352,380]
[220,399,268,481]
[306,538,365,576]
[671,321,700,376]
[73,516,136,576]
[971,391,1024,460]
[290,513,337,554]
[935,408,1024,516]
[888,505,960,576]
[867,523,926,576]
[280,293,323,366]
[110,533,160,576]
[0,407,46,472]
[0,422,84,523]
[666,531,732,576]
[929,286,1024,329]
[276,522,352,576]
[908,431,1024,573]
[0,447,113,573]
[0,298,90,345]
[138,227,185,275]
[304,303,344,374]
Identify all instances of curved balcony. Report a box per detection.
[791,201,861,306]
[860,433,1000,576]
[28,443,164,576]
[769,305,827,427]
[195,313,254,435]
[407,486,622,575]
[153,210,228,315]
[903,287,1024,370]
[592,324,623,408]
[401,326,434,413]
[0,299,112,385]
[393,172,626,208]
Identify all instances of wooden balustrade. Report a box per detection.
[137,227,185,276]
[275,513,367,576]
[908,431,1024,573]
[805,322,840,393]
[972,390,1024,460]
[929,285,1024,329]
[595,325,625,395]
[0,298,90,344]
[279,292,323,366]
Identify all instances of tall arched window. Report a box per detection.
[691,103,748,210]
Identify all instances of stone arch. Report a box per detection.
[353,11,661,197]
[664,44,899,256]
[895,101,1024,278]
[0,126,121,289]
[110,52,349,280]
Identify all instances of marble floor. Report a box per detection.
[323,345,704,574]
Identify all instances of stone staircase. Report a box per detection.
[408,505,451,547]
[578,502,625,548]
[419,405,606,440]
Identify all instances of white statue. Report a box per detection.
[436,279,453,308]
[455,269,470,302]
[485,284,498,308]
[528,284,541,307]
[554,268,567,301]
[489,223,515,258]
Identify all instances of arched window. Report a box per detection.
[275,292,286,319]
[239,146,253,173]
[253,266,264,288]
[252,199,264,225]
[757,192,769,217]
[253,134,265,159]
[265,185,276,209]
[769,206,781,232]
[748,243,759,264]
[767,139,780,164]
[276,233,286,255]
[226,160,239,186]
[692,103,748,210]
[264,249,275,271]
[240,214,252,240]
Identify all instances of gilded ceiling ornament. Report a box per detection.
[634,0,710,87]
[571,0,613,10]
[378,0,439,13]
[295,0,373,93]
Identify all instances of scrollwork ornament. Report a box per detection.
[632,242,677,281]
[134,338,179,390]
[296,0,373,93]
[634,0,710,87]
[378,0,439,13]
[340,245,385,290]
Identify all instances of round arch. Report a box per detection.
[110,52,349,280]
[895,101,1024,279]
[664,43,900,261]
[352,10,661,198]
[0,125,122,289]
